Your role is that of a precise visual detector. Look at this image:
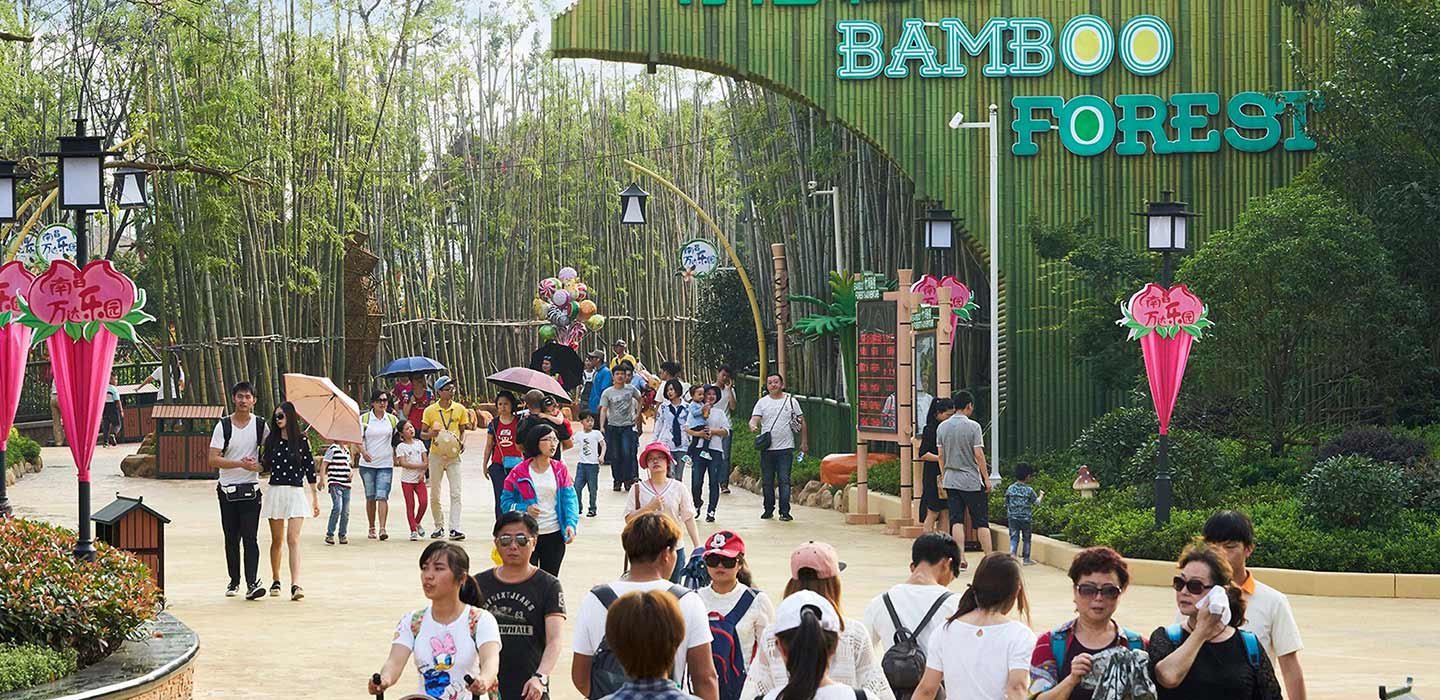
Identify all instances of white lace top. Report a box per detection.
[738,617,897,700]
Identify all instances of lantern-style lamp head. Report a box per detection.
[0,160,25,224]
[1135,190,1200,253]
[54,134,109,210]
[113,168,149,210]
[922,207,955,249]
[619,183,649,226]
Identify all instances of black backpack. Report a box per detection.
[221,415,266,455]
[881,592,953,700]
[589,583,692,699]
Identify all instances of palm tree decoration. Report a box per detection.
[789,271,894,425]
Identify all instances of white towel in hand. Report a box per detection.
[1198,585,1231,627]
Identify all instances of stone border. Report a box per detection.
[846,486,1440,600]
[11,612,199,700]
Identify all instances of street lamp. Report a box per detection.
[921,206,955,250]
[1132,189,1201,526]
[0,161,26,224]
[112,168,149,210]
[619,183,649,225]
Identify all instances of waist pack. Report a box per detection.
[218,482,260,503]
[881,592,953,699]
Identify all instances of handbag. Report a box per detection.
[220,482,260,503]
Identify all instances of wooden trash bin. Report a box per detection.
[94,494,171,592]
[153,405,225,479]
[118,384,159,444]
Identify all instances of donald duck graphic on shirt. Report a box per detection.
[420,633,460,699]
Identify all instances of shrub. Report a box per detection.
[1316,426,1429,466]
[0,518,161,666]
[1401,459,1440,514]
[1072,406,1156,487]
[1217,440,1308,487]
[5,430,40,469]
[1124,429,1227,510]
[0,643,77,694]
[1301,455,1408,529]
[729,423,823,486]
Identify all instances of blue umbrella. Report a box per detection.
[377,356,446,378]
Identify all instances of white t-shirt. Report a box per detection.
[395,441,428,484]
[575,429,604,465]
[763,686,875,700]
[209,415,266,486]
[392,605,501,700]
[360,411,397,468]
[924,619,1035,700]
[572,580,713,682]
[1244,577,1304,659]
[702,407,732,452]
[530,466,560,534]
[698,585,776,666]
[863,584,959,656]
[751,394,803,450]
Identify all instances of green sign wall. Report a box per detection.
[552,0,1328,452]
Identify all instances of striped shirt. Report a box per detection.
[324,444,353,488]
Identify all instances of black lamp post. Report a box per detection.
[919,206,957,274]
[619,183,649,226]
[1133,189,1201,526]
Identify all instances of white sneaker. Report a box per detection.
[409,531,419,541]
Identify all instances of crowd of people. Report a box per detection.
[204,348,1304,700]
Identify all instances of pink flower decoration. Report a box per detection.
[1126,283,1205,331]
[0,261,35,319]
[25,260,136,326]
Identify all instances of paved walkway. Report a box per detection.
[7,441,1437,699]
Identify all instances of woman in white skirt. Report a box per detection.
[261,401,320,601]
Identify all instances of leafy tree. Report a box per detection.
[1178,179,1426,454]
[689,268,759,374]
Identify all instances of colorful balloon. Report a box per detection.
[558,266,579,281]
[551,289,571,307]
[531,298,547,320]
[586,314,606,331]
[538,325,557,342]
[573,283,589,301]
[578,299,597,319]
[569,300,581,318]
[538,277,560,299]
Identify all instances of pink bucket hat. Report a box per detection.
[639,441,675,466]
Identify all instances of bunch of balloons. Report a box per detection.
[533,266,606,348]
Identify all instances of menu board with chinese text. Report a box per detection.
[856,299,898,438]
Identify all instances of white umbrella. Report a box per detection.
[283,373,361,444]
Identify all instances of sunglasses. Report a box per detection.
[1075,583,1123,600]
[274,413,286,420]
[1172,576,1210,595]
[704,555,738,568]
[496,534,532,547]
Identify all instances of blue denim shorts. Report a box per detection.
[358,466,393,500]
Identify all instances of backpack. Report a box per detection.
[1049,623,1145,673]
[590,584,692,699]
[1163,624,1261,668]
[881,592,953,699]
[221,415,266,455]
[708,588,757,700]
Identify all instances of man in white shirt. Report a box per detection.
[1204,510,1306,700]
[748,373,807,521]
[715,365,737,494]
[571,512,719,700]
[864,532,962,662]
[207,381,269,600]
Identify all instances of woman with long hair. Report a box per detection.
[742,542,895,700]
[916,398,955,534]
[652,378,690,482]
[698,530,776,693]
[763,591,879,700]
[1030,547,1145,700]
[499,423,579,575]
[260,401,320,601]
[483,390,524,516]
[369,541,501,699]
[1149,542,1281,700]
[914,553,1036,700]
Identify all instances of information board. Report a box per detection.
[856,299,898,438]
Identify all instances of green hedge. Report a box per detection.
[0,643,77,694]
[5,429,40,468]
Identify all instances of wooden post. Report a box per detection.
[845,437,881,525]
[771,243,789,380]
[895,270,923,538]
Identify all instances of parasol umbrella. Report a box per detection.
[528,342,584,391]
[486,367,571,404]
[283,373,362,444]
[377,356,446,378]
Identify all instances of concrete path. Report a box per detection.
[7,441,1436,699]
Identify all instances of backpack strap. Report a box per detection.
[882,593,910,641]
[592,585,619,609]
[221,417,233,453]
[1120,628,1145,650]
[913,592,954,638]
[1238,630,1261,668]
[409,609,426,638]
[667,584,692,601]
[1050,628,1068,671]
[467,607,481,642]
[724,589,757,626]
[854,688,865,700]
[1164,623,1185,645]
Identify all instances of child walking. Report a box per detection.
[321,441,354,544]
[1005,463,1044,565]
[394,420,430,541]
[573,410,606,517]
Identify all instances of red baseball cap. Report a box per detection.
[704,530,745,559]
[639,441,675,466]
